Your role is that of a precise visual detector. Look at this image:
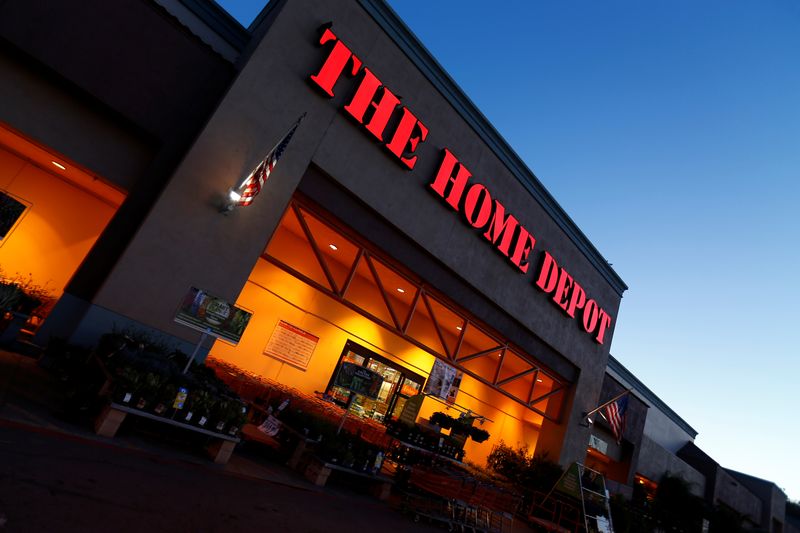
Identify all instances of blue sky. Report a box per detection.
[218,1,800,500]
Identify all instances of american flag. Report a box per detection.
[604,395,628,443]
[233,114,304,207]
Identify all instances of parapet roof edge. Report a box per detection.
[608,354,698,438]
[358,0,628,297]
[726,469,784,492]
[178,0,250,51]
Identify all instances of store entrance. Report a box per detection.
[325,340,424,423]
[0,124,124,339]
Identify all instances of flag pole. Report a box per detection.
[583,388,631,419]
[222,112,307,213]
[231,112,307,192]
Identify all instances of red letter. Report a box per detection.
[535,251,559,293]
[595,310,612,344]
[482,200,519,258]
[566,281,586,318]
[309,29,362,97]
[582,299,599,333]
[344,68,400,141]
[385,107,428,169]
[463,184,493,229]
[509,227,536,274]
[430,149,471,211]
[553,268,574,311]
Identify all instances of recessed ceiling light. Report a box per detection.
[396,288,405,293]
[536,378,543,383]
[456,326,462,331]
[329,244,338,251]
[51,161,66,170]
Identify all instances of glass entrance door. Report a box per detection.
[326,340,424,424]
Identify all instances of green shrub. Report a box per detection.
[486,441,563,495]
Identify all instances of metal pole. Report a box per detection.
[183,328,211,374]
[230,112,307,192]
[584,388,631,419]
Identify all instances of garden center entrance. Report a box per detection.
[208,196,570,465]
[0,124,124,338]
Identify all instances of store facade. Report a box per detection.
[4,0,626,468]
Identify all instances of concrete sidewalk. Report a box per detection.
[0,350,533,532]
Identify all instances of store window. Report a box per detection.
[633,474,658,506]
[0,190,28,241]
[325,340,425,424]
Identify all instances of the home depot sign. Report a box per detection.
[309,27,613,345]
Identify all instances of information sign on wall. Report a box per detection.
[263,320,320,370]
[424,359,462,403]
[588,434,609,455]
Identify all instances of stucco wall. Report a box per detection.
[715,468,762,524]
[637,435,705,497]
[643,405,695,454]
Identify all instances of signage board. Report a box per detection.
[398,393,424,426]
[423,359,462,402]
[175,287,252,344]
[334,362,383,400]
[263,320,319,370]
[554,463,582,500]
[588,434,608,455]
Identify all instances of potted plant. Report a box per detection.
[211,399,232,433]
[153,382,177,416]
[112,365,143,405]
[226,401,248,436]
[430,411,455,430]
[190,389,215,428]
[469,426,490,443]
[0,279,25,344]
[135,372,164,410]
[0,281,22,314]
